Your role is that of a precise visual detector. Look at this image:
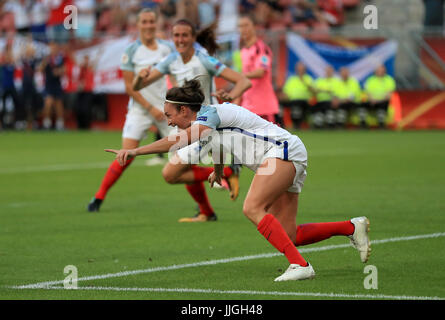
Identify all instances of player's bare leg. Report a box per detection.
[243,158,314,281]
[163,154,217,222]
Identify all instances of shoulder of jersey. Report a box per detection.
[196,49,221,64]
[121,40,142,63]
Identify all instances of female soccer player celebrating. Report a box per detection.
[106,80,371,281]
[87,9,173,212]
[132,19,252,222]
[88,13,246,220]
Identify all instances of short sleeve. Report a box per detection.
[253,42,273,71]
[120,43,138,72]
[197,52,227,77]
[194,106,221,129]
[255,53,272,71]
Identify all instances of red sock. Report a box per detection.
[95,158,134,200]
[190,165,234,182]
[295,221,355,246]
[257,214,307,266]
[185,182,214,216]
[191,165,214,182]
[223,167,233,178]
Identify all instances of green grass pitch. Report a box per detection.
[0,130,444,300]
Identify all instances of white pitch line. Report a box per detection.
[28,285,445,300]
[9,232,445,290]
[0,161,146,175]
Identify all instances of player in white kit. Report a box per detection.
[133,19,252,222]
[106,80,371,281]
[88,9,174,212]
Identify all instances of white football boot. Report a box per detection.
[348,216,371,263]
[274,263,315,282]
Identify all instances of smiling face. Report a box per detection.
[137,11,157,43]
[172,24,195,55]
[164,103,195,129]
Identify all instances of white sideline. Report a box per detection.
[9,232,445,290]
[36,285,445,300]
[0,161,146,175]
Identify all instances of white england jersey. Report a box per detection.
[189,103,308,170]
[120,39,173,111]
[155,49,226,105]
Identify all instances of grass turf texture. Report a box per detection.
[0,130,444,300]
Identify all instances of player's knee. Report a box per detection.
[242,201,263,223]
[162,167,179,184]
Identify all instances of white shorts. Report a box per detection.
[122,107,174,141]
[175,141,211,165]
[250,145,307,194]
[288,161,307,193]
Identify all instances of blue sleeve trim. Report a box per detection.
[194,106,221,129]
[154,52,178,74]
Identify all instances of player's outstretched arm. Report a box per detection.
[214,68,251,101]
[105,124,212,166]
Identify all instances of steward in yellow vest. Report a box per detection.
[333,67,362,128]
[313,65,339,129]
[362,65,396,128]
[281,62,315,128]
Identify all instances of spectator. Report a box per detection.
[62,45,77,120]
[44,0,72,44]
[317,0,344,26]
[107,0,128,36]
[1,48,25,129]
[281,61,315,129]
[40,41,65,130]
[237,14,279,123]
[20,43,42,129]
[363,64,396,129]
[3,0,30,34]
[75,53,96,129]
[290,0,325,25]
[312,65,338,129]
[332,67,361,129]
[74,0,96,42]
[30,0,49,42]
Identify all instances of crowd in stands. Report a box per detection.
[0,0,362,44]
[1,0,400,132]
